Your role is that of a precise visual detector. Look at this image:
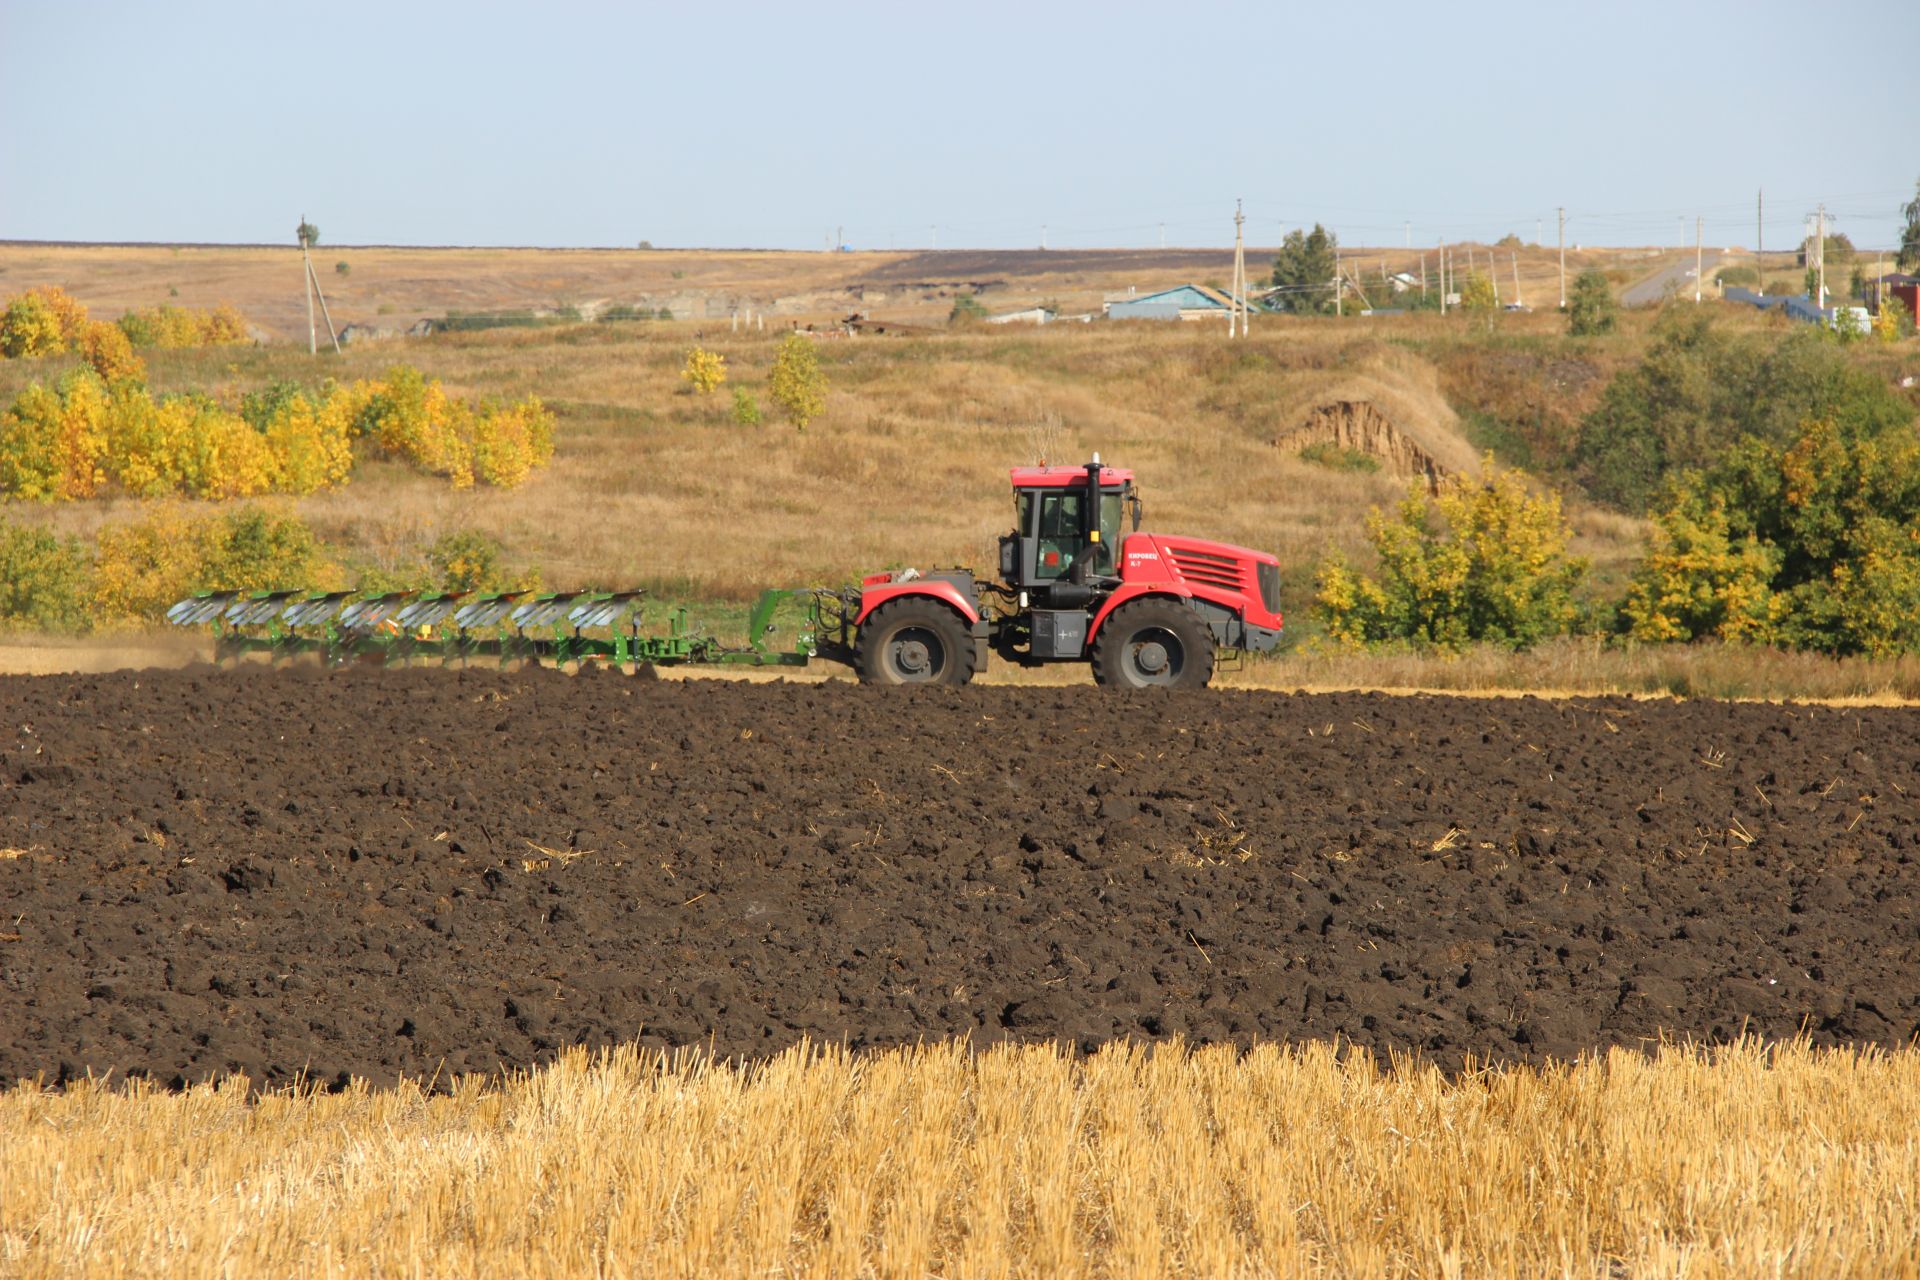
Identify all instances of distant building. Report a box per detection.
[1105,284,1239,321]
[985,307,1055,325]
[1864,273,1920,319]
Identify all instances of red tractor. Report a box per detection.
[842,456,1283,688]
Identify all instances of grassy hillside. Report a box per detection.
[3,246,1916,693]
[0,311,1666,617]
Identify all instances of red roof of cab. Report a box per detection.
[1010,465,1134,488]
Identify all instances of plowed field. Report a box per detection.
[3,668,1916,1088]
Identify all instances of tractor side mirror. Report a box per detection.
[1130,496,1144,531]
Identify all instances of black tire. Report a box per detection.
[1091,598,1216,690]
[856,598,979,686]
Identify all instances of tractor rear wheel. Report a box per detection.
[856,599,978,686]
[1091,598,1215,690]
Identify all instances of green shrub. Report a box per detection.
[1623,418,1920,655]
[1296,442,1379,473]
[1574,313,1911,511]
[1314,466,1588,651]
[1566,269,1616,336]
[426,530,514,592]
[948,295,989,325]
[730,387,762,426]
[0,519,92,632]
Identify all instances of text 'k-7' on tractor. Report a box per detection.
[169,455,1284,690]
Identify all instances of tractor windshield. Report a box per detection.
[1018,488,1125,579]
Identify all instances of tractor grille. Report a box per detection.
[1169,547,1245,593]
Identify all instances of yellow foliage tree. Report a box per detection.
[1458,272,1499,312]
[100,388,195,497]
[1315,464,1587,649]
[202,304,251,345]
[682,346,727,394]
[117,303,252,349]
[92,505,336,624]
[31,286,90,345]
[0,292,68,359]
[189,409,278,500]
[1872,296,1910,344]
[1620,497,1780,642]
[471,396,556,489]
[79,320,145,382]
[1,363,550,502]
[768,333,828,429]
[262,395,354,495]
[90,507,207,624]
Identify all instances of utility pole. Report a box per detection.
[1420,252,1428,299]
[1557,206,1566,309]
[1333,248,1342,317]
[301,214,316,356]
[297,215,340,356]
[1511,250,1523,308]
[1229,198,1248,338]
[1491,245,1501,306]
[1040,224,1048,251]
[1438,241,1447,315]
[1815,203,1826,306]
[1756,188,1764,295]
[1694,216,1703,303]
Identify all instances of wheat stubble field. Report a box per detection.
[8,1038,1918,1279]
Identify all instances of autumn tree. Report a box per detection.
[681,346,727,394]
[1315,465,1588,650]
[768,333,827,429]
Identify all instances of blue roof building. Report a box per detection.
[1105,284,1237,321]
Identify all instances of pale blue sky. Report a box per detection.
[2,0,1913,250]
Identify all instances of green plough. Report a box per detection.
[166,587,842,672]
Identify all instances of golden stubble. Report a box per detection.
[3,1036,1917,1279]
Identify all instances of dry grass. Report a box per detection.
[3,1037,1916,1278]
[0,314,1650,613]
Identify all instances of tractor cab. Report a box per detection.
[999,457,1141,593]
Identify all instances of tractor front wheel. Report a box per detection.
[856,599,978,686]
[1091,598,1215,690]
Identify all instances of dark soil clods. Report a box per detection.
[1,666,1916,1087]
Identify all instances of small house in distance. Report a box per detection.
[1864,273,1919,319]
[1105,284,1238,321]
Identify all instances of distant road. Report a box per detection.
[1621,251,1723,307]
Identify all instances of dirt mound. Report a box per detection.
[2,669,1916,1088]
[1274,346,1481,488]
